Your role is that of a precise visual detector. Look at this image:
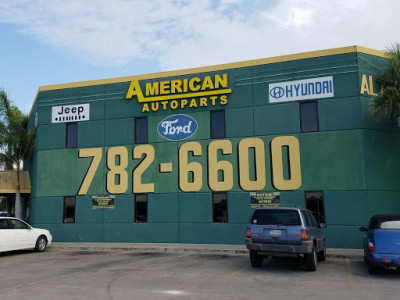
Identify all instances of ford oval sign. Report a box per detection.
[158,114,198,141]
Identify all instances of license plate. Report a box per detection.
[269,229,282,237]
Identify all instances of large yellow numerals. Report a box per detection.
[179,142,203,192]
[133,145,155,193]
[78,145,155,195]
[78,148,102,195]
[208,140,233,191]
[106,146,128,194]
[238,138,266,191]
[271,136,301,190]
[78,136,302,195]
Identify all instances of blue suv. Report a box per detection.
[245,206,326,271]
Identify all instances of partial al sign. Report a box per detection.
[269,76,334,103]
[52,104,90,123]
[158,114,198,141]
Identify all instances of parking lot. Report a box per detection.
[1,247,399,300]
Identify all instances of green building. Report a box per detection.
[26,46,400,248]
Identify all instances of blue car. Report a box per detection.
[359,214,400,274]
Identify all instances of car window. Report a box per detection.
[301,211,311,226]
[306,211,318,227]
[10,219,29,230]
[380,220,400,229]
[0,219,9,229]
[252,209,301,226]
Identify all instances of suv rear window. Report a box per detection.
[251,209,301,226]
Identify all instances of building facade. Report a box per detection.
[26,46,400,248]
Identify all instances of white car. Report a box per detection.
[0,217,52,253]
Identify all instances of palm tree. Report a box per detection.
[0,88,35,219]
[369,44,400,125]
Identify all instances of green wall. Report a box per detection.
[27,49,400,248]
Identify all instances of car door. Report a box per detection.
[0,219,16,251]
[11,219,35,250]
[303,210,324,251]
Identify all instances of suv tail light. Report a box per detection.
[300,229,309,241]
[246,227,252,238]
[368,241,375,251]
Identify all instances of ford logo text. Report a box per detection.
[157,114,198,141]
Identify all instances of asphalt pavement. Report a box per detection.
[49,242,364,259]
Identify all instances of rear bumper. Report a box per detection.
[245,238,314,254]
[368,252,400,268]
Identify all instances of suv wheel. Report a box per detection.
[305,245,317,271]
[250,250,263,268]
[317,241,326,261]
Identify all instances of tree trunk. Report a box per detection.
[15,166,21,219]
[15,189,21,219]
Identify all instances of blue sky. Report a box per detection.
[0,0,399,114]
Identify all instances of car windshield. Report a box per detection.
[252,209,301,226]
[380,220,400,229]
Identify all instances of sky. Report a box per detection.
[0,0,399,114]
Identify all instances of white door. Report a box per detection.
[0,219,16,251]
[11,219,35,250]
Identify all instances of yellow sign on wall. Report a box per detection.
[126,74,232,112]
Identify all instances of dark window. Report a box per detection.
[66,123,78,148]
[300,101,319,133]
[0,219,9,229]
[251,209,301,226]
[212,192,228,223]
[301,210,312,226]
[10,219,29,229]
[306,210,318,227]
[305,191,326,226]
[63,196,76,223]
[210,110,225,139]
[135,117,148,144]
[135,194,148,223]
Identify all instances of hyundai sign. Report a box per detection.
[269,76,334,103]
[158,114,198,141]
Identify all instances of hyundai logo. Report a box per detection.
[270,86,285,99]
[157,114,198,141]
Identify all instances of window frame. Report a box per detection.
[134,194,148,223]
[63,196,76,224]
[300,101,319,133]
[66,122,78,148]
[135,117,148,144]
[210,110,226,139]
[304,191,326,227]
[212,192,228,223]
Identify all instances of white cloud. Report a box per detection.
[0,0,399,71]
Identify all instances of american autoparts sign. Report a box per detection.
[125,74,231,113]
[269,76,334,103]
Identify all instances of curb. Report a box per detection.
[49,243,364,259]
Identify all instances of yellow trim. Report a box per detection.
[0,188,31,194]
[30,45,386,114]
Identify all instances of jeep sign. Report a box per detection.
[52,104,90,123]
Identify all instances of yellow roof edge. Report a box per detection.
[30,45,386,115]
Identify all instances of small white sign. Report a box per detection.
[52,104,90,123]
[269,76,334,103]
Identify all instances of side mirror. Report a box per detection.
[359,226,367,232]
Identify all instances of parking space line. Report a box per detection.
[345,259,354,286]
[228,264,250,278]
